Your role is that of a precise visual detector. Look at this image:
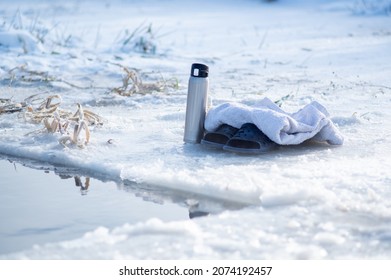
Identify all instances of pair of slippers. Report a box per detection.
[201,123,276,154]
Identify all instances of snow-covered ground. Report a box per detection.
[1,0,391,259]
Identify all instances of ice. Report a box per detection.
[1,0,391,259]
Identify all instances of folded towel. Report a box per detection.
[204,98,344,145]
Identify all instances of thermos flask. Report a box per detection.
[183,63,209,143]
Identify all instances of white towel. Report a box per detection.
[204,98,344,145]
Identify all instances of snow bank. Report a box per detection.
[4,204,391,259]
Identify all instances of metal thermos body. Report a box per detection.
[183,63,209,143]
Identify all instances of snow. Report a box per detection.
[1,0,391,259]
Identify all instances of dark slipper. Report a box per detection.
[201,124,239,149]
[223,123,276,154]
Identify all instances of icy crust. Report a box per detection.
[1,0,391,259]
[4,206,391,260]
[1,97,390,210]
[1,94,391,259]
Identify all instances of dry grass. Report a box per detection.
[0,98,24,114]
[119,22,158,54]
[25,95,103,148]
[110,63,178,96]
[6,65,94,89]
[5,64,179,95]
[1,94,103,148]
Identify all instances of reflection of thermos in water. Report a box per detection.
[184,63,209,144]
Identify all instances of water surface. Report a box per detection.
[0,157,190,254]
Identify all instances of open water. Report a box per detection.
[0,156,190,254]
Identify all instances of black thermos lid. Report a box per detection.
[191,63,209,78]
